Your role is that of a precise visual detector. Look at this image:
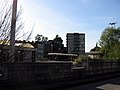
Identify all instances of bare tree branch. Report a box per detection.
[0,0,34,62]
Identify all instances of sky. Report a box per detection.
[17,0,120,52]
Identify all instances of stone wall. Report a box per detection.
[1,61,73,83]
[1,59,120,86]
[82,59,120,75]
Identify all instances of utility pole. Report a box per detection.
[109,22,117,28]
[10,0,17,62]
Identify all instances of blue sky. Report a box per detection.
[18,0,120,52]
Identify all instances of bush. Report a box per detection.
[73,55,91,64]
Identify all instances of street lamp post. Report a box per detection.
[10,0,17,62]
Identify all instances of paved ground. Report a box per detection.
[1,76,120,90]
[61,76,120,90]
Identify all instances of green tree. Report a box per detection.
[53,35,63,52]
[35,34,48,42]
[73,55,91,64]
[99,27,120,59]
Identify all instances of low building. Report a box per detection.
[35,35,65,59]
[48,53,78,61]
[87,51,103,59]
[0,42,36,62]
[36,43,44,59]
[86,44,103,59]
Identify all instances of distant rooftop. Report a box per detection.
[67,33,85,35]
[48,53,78,57]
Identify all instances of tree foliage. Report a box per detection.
[52,35,64,52]
[99,27,120,59]
[35,34,48,42]
[73,55,91,64]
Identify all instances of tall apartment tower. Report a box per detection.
[66,33,85,55]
